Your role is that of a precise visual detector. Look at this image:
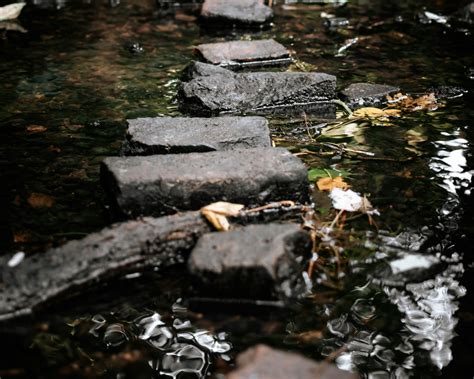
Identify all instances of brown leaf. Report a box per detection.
[386,92,442,112]
[201,202,244,216]
[317,176,350,191]
[26,125,47,134]
[27,193,54,209]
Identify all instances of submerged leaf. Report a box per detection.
[308,168,351,181]
[317,176,350,191]
[386,92,442,112]
[0,3,26,22]
[27,193,54,209]
[352,107,401,119]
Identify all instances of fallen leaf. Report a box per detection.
[352,107,401,119]
[308,168,351,181]
[27,193,54,209]
[0,3,26,22]
[200,202,244,231]
[47,145,61,153]
[26,125,47,134]
[201,209,231,231]
[317,176,350,191]
[201,201,244,216]
[386,92,442,112]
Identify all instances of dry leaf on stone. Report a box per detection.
[200,202,244,231]
[0,3,26,22]
[317,176,350,191]
[27,193,54,209]
[201,201,244,216]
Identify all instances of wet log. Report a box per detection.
[0,212,210,321]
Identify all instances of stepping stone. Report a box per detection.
[188,224,312,299]
[181,61,232,81]
[195,39,292,69]
[227,345,358,379]
[101,147,309,218]
[179,63,336,116]
[122,116,271,155]
[200,0,273,28]
[340,82,400,109]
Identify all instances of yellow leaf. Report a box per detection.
[317,176,350,191]
[201,201,244,216]
[201,209,230,231]
[352,107,401,119]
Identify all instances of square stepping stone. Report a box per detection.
[188,223,312,299]
[195,39,292,69]
[122,116,271,155]
[101,147,309,218]
[340,82,400,109]
[200,0,273,27]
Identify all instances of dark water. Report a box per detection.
[0,0,473,378]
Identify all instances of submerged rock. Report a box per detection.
[178,63,336,116]
[122,116,271,155]
[188,224,312,299]
[227,345,358,379]
[200,0,273,28]
[0,212,212,321]
[195,39,292,69]
[101,147,309,218]
[340,82,400,108]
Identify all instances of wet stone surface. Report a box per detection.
[340,83,400,109]
[179,63,336,116]
[188,223,313,299]
[122,116,271,155]
[200,0,273,28]
[227,345,358,379]
[101,147,309,218]
[0,212,211,322]
[195,39,292,69]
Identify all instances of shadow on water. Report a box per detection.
[0,0,473,377]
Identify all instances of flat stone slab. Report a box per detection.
[178,63,336,116]
[227,345,359,379]
[188,223,312,299]
[101,147,309,218]
[122,116,271,155]
[195,39,292,69]
[340,82,400,108]
[0,212,212,321]
[200,0,273,27]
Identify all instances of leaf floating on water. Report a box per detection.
[308,168,351,181]
[329,188,379,215]
[317,176,350,191]
[201,202,244,231]
[0,3,26,22]
[352,107,401,119]
[27,193,54,209]
[386,92,442,112]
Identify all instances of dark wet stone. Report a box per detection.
[453,2,474,23]
[426,85,467,99]
[179,63,336,116]
[181,61,233,81]
[0,212,212,321]
[188,224,312,299]
[121,116,271,155]
[101,147,309,218]
[227,345,359,379]
[200,0,273,27]
[195,39,292,69]
[340,82,400,108]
